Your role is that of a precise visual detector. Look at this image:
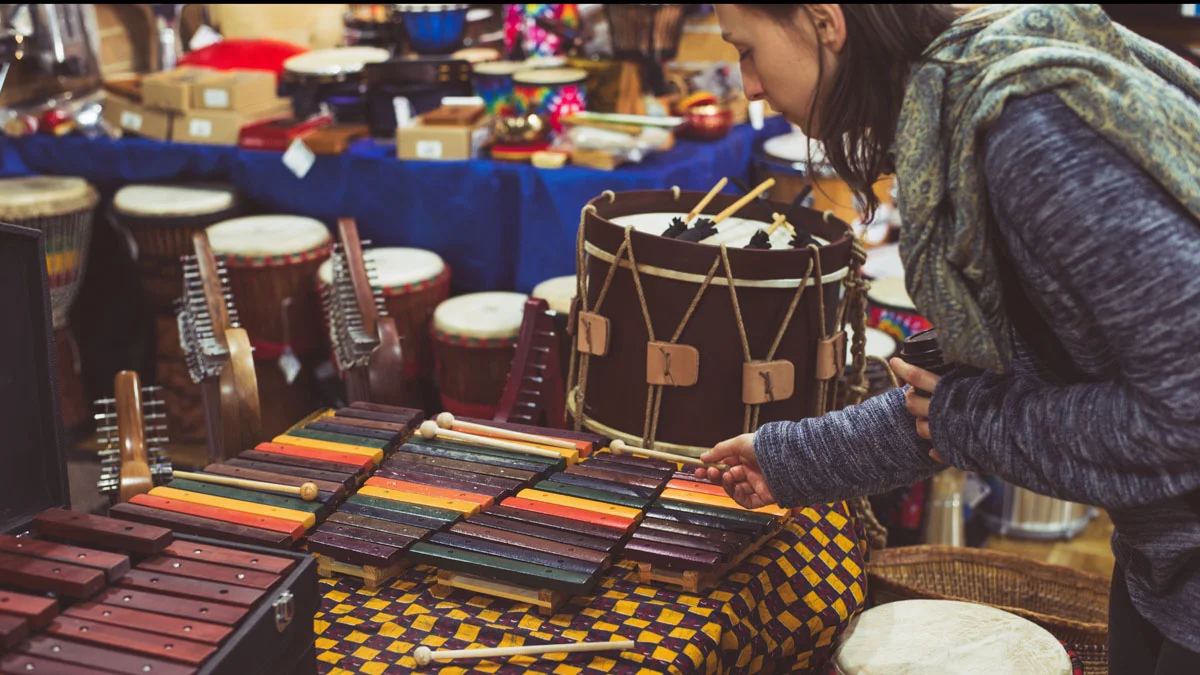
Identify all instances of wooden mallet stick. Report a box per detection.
[609,439,728,471]
[413,640,636,666]
[171,470,320,501]
[712,177,775,225]
[435,412,576,451]
[419,421,562,460]
[766,212,790,236]
[684,177,728,224]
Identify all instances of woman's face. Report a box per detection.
[715,4,845,136]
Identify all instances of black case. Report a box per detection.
[0,222,320,675]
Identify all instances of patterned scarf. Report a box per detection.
[895,4,1200,372]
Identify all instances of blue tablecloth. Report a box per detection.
[0,117,790,293]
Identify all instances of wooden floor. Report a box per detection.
[982,509,1115,579]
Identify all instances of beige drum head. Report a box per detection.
[284,47,389,76]
[531,275,577,315]
[114,183,236,217]
[867,276,915,310]
[609,212,796,250]
[863,243,903,280]
[318,247,446,290]
[453,47,500,64]
[513,67,588,86]
[207,215,331,258]
[474,60,531,76]
[0,176,98,219]
[833,599,1071,675]
[847,325,899,361]
[434,291,527,339]
[762,130,839,178]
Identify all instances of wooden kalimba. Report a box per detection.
[0,507,316,674]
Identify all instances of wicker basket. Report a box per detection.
[867,545,1110,675]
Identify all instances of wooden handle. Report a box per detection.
[413,640,636,665]
[685,177,728,223]
[712,178,775,225]
[171,470,319,501]
[419,421,563,460]
[115,370,154,504]
[435,412,577,451]
[766,212,790,236]
[609,439,728,470]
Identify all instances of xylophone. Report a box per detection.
[0,507,313,674]
[109,402,424,550]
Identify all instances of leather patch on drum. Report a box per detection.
[646,342,699,387]
[742,360,795,405]
[576,312,610,356]
[815,331,847,381]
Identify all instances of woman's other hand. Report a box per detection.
[694,433,778,509]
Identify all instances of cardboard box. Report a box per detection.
[102,91,174,141]
[141,66,215,112]
[396,116,491,161]
[173,97,293,146]
[191,70,279,111]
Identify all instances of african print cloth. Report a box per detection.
[315,502,868,674]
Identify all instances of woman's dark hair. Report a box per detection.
[743,4,965,222]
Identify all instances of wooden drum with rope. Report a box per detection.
[567,188,872,459]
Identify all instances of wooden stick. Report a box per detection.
[435,412,576,451]
[413,640,636,666]
[684,177,728,224]
[419,421,563,460]
[609,440,728,471]
[766,212,790,236]
[712,178,775,225]
[171,471,320,501]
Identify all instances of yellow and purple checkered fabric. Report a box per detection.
[316,502,869,674]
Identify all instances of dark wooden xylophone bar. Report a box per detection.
[0,614,29,650]
[388,448,541,483]
[161,541,295,575]
[543,472,660,500]
[164,478,327,517]
[582,456,677,481]
[0,653,120,674]
[324,512,430,540]
[117,569,265,608]
[337,501,450,532]
[428,532,602,579]
[114,498,301,547]
[0,550,107,599]
[32,508,173,555]
[484,505,626,542]
[227,456,359,489]
[638,514,752,546]
[252,441,376,472]
[138,556,281,590]
[0,590,58,630]
[44,615,218,666]
[533,479,653,510]
[622,538,724,571]
[401,439,561,474]
[628,526,739,557]
[91,587,246,626]
[14,634,198,675]
[286,427,389,450]
[467,513,621,554]
[307,419,400,443]
[642,505,765,535]
[450,522,611,567]
[565,463,670,490]
[319,414,409,434]
[307,531,403,568]
[62,602,233,645]
[407,542,595,595]
[201,463,347,501]
[0,533,130,582]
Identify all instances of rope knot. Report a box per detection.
[602,190,616,204]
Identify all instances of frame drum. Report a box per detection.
[207,215,333,437]
[0,176,99,428]
[113,182,240,313]
[432,291,527,419]
[280,46,390,120]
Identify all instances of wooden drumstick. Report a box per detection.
[413,639,636,666]
[765,212,790,236]
[711,178,775,225]
[419,421,563,460]
[684,177,728,224]
[171,470,320,501]
[435,412,577,451]
[609,439,728,471]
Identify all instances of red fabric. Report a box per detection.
[179,39,308,82]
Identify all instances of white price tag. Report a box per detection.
[203,88,230,109]
[278,347,302,385]
[748,100,765,131]
[188,118,213,138]
[470,126,490,158]
[282,138,316,179]
[415,140,443,159]
[189,24,224,51]
[120,110,143,132]
[393,97,413,128]
[963,472,993,511]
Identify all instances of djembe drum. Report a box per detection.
[317,247,452,408]
[569,189,873,457]
[206,215,333,438]
[432,291,527,419]
[0,176,99,428]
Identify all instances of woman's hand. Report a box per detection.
[694,433,778,509]
[890,358,945,463]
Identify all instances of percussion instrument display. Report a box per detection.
[281,46,390,120]
[569,189,868,457]
[433,291,528,419]
[396,4,470,55]
[2,507,315,674]
[512,67,588,132]
[318,244,450,407]
[531,274,576,316]
[0,176,99,428]
[504,4,581,58]
[112,182,241,313]
[832,599,1073,675]
[979,479,1098,541]
[207,215,333,438]
[470,59,529,117]
[94,371,173,505]
[756,129,896,227]
[866,276,933,343]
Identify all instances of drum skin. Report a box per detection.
[575,190,854,452]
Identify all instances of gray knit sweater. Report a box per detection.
[755,93,1200,651]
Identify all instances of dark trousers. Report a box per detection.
[1108,563,1200,675]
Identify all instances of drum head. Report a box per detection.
[610,212,797,250]
[867,276,916,310]
[434,291,527,339]
[0,176,98,219]
[114,183,236,218]
[453,47,500,64]
[833,600,1072,675]
[473,60,530,76]
[863,243,903,280]
[284,47,390,77]
[847,325,899,361]
[207,215,331,258]
[367,247,446,290]
[531,275,577,315]
[513,67,588,86]
[763,130,833,166]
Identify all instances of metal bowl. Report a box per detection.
[491,112,550,145]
